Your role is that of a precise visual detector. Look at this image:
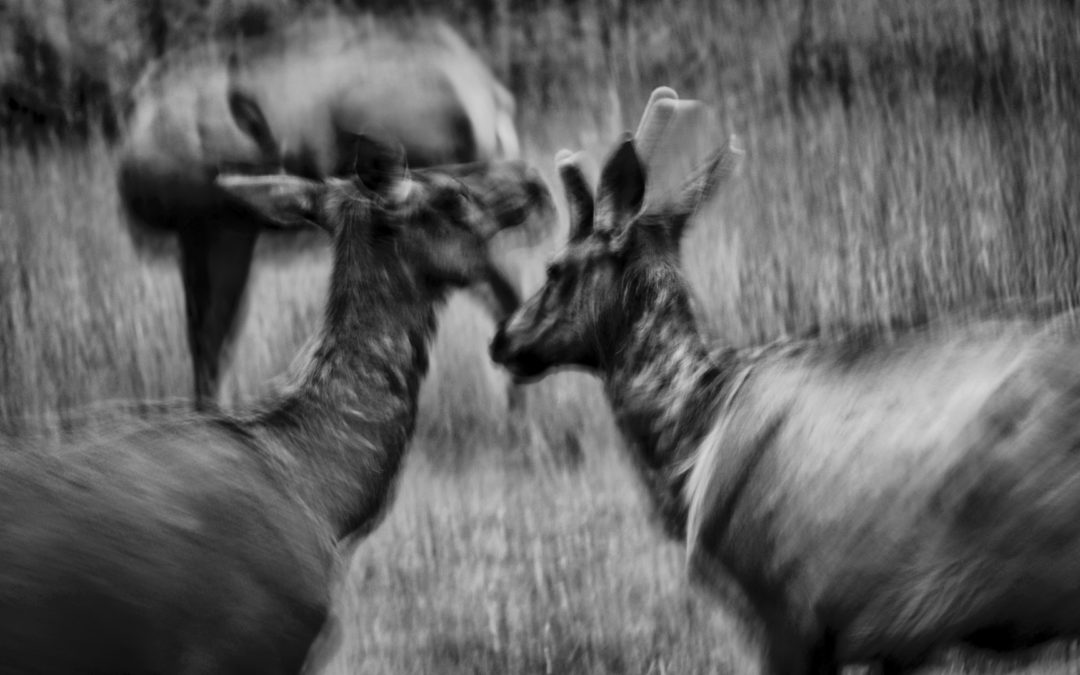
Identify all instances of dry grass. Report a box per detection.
[3,0,1080,672]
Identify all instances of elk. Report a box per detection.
[1,110,553,672]
[116,11,534,410]
[490,87,1080,674]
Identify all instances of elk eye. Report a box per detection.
[545,263,562,280]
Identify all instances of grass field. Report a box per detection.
[3,0,1080,672]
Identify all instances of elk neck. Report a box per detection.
[247,202,442,543]
[601,266,732,540]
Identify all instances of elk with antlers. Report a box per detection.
[491,87,1080,673]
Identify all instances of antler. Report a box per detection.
[634,87,678,162]
[633,87,716,206]
[671,133,743,216]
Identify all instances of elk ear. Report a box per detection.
[596,135,645,234]
[555,149,595,241]
[227,58,280,165]
[352,134,407,197]
[216,174,327,232]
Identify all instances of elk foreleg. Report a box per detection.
[179,222,259,411]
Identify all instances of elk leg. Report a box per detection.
[179,222,259,411]
[756,604,842,675]
[298,611,342,675]
[807,632,842,675]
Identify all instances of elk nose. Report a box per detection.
[489,327,509,363]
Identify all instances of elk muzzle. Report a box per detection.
[448,161,557,246]
[489,319,550,382]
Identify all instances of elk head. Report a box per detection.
[489,89,740,379]
[216,137,553,299]
[217,87,555,313]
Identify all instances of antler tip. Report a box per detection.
[648,86,679,104]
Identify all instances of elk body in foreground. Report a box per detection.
[490,88,1080,673]
[0,125,552,673]
[116,12,529,410]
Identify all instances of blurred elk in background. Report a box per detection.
[492,88,1080,674]
[115,12,533,411]
[0,86,553,673]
